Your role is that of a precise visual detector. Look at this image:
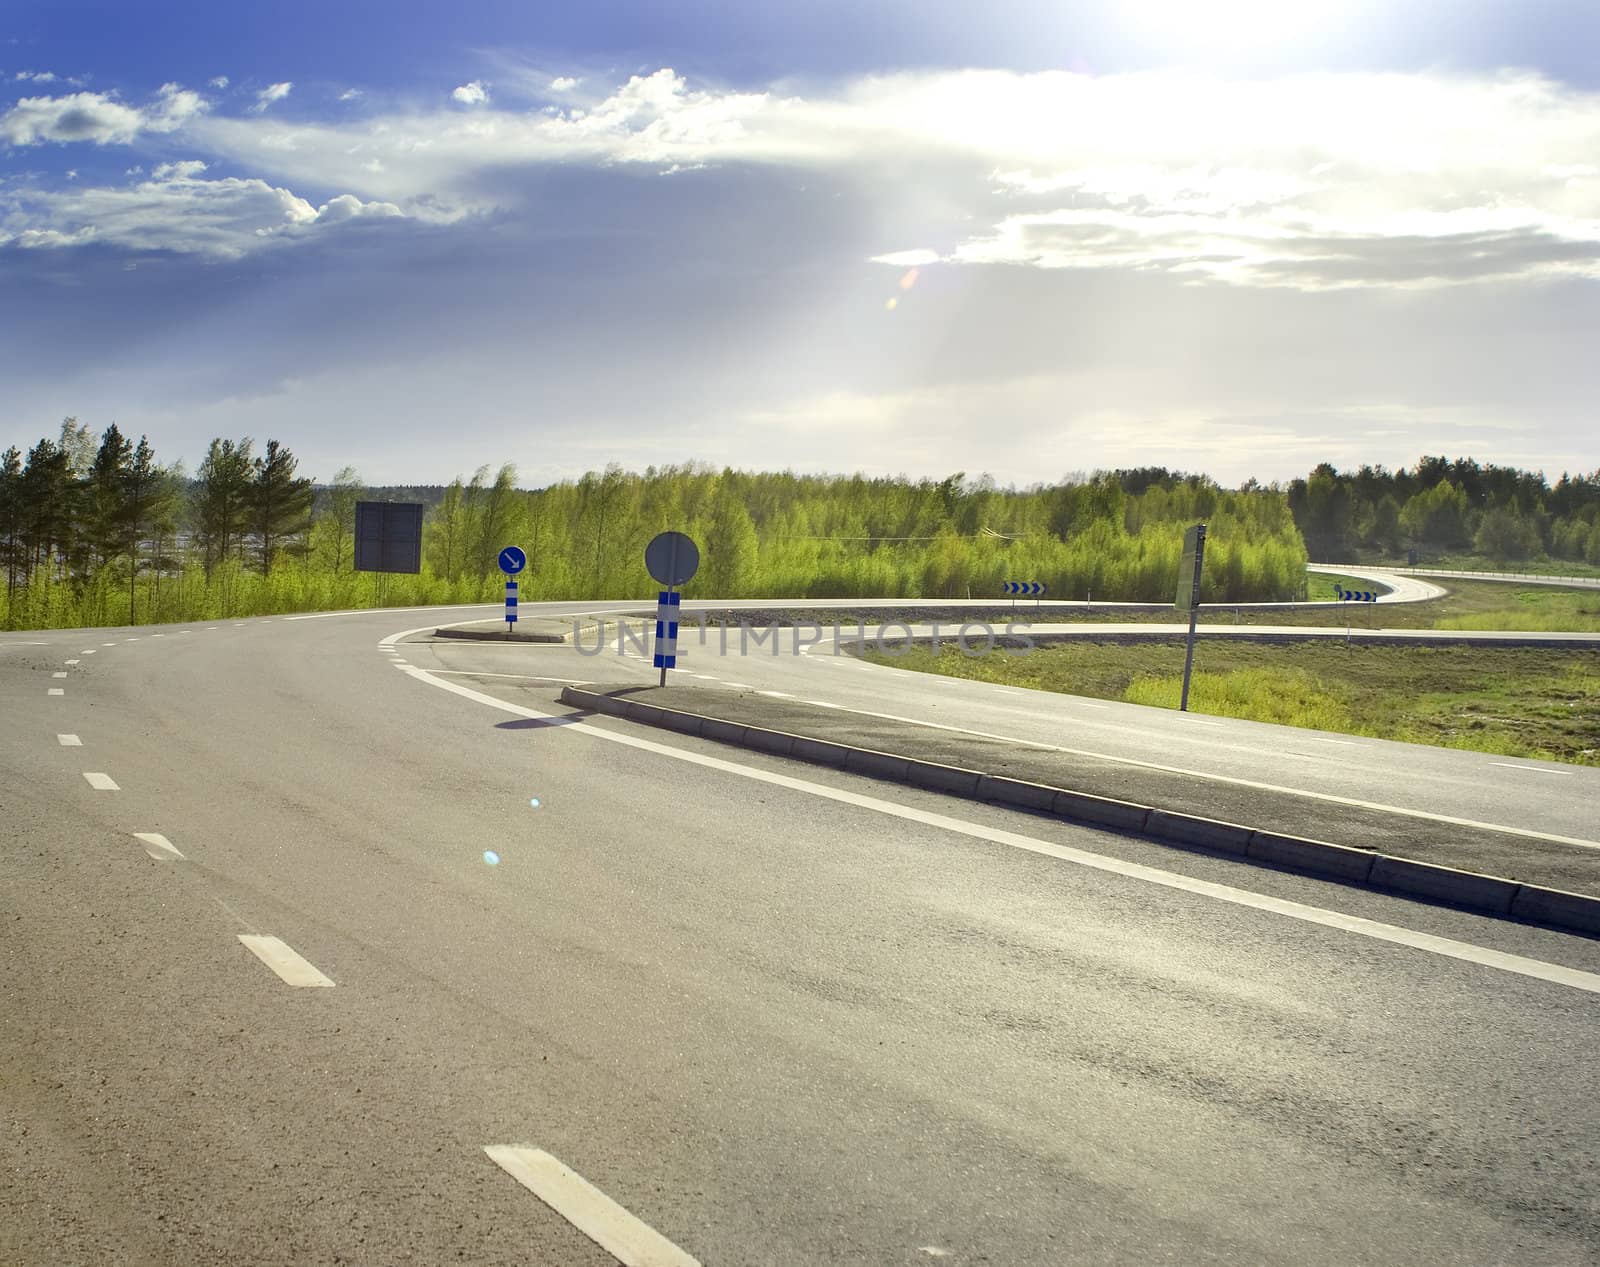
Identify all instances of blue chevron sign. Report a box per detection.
[1336,587,1378,602]
[1003,581,1046,596]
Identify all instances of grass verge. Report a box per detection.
[863,640,1600,766]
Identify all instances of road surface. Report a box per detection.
[4,606,1599,1265]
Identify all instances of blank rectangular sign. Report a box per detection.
[354,501,424,574]
[1175,522,1206,611]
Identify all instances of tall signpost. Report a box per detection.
[498,545,527,631]
[644,531,700,687]
[1175,523,1207,712]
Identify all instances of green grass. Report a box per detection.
[864,640,1600,766]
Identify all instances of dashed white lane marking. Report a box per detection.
[83,772,119,791]
[133,832,185,861]
[124,637,140,642]
[101,642,116,647]
[237,935,335,987]
[1490,763,1571,775]
[48,688,64,696]
[151,633,165,638]
[52,671,67,678]
[82,649,96,655]
[64,659,79,665]
[57,734,81,746]
[392,654,1600,997]
[483,1146,700,1267]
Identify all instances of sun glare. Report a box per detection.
[1121,0,1349,52]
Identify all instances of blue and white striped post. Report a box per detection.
[505,578,518,630]
[653,590,681,686]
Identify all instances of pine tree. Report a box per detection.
[121,437,175,624]
[19,438,76,581]
[0,446,22,609]
[250,439,315,572]
[193,438,255,576]
[85,423,133,574]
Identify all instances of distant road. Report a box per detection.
[1304,564,1445,603]
[1374,566,1600,590]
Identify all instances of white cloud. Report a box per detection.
[0,82,204,147]
[15,70,58,83]
[0,162,403,257]
[870,248,941,267]
[209,75,229,89]
[250,81,293,114]
[339,88,363,102]
[549,76,579,92]
[28,65,1596,292]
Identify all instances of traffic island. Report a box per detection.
[559,682,1600,939]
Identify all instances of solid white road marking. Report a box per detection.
[483,1146,700,1267]
[52,671,67,678]
[723,682,753,689]
[48,688,64,696]
[237,935,335,987]
[1489,763,1571,775]
[1077,702,1110,709]
[383,646,1600,998]
[662,688,1600,851]
[133,832,185,861]
[757,690,795,699]
[83,773,119,790]
[57,734,81,746]
[1306,736,1359,746]
[426,670,595,684]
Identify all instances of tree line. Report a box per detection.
[10,419,1596,632]
[1286,457,1600,564]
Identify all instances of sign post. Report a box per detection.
[498,545,527,632]
[643,531,700,687]
[1175,523,1206,712]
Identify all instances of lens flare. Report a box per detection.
[483,850,500,865]
[529,798,541,809]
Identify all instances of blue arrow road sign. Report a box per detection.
[1336,587,1377,602]
[498,545,527,575]
[1004,581,1047,596]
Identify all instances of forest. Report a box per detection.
[3,417,1595,630]
[1287,458,1600,564]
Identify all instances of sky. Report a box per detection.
[2,0,1599,490]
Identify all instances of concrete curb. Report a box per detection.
[559,685,1600,940]
[434,618,604,646]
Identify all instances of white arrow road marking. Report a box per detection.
[483,1147,700,1267]
[133,833,184,861]
[57,734,81,746]
[380,636,1600,999]
[83,773,119,790]
[237,936,335,987]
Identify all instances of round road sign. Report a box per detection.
[498,545,527,575]
[644,531,699,587]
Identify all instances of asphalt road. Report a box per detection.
[5,607,1600,1265]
